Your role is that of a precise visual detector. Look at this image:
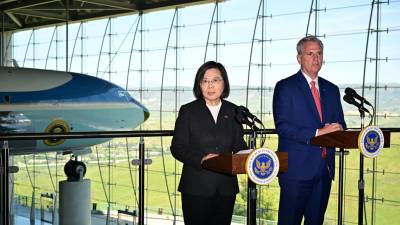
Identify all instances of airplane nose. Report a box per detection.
[144,110,150,121]
[125,92,149,122]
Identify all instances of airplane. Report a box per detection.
[0,66,150,222]
[0,66,150,156]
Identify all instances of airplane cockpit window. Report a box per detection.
[118,90,131,101]
[4,95,11,104]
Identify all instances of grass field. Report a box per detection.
[13,132,400,224]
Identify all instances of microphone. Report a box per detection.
[235,112,254,127]
[235,106,262,124]
[344,87,372,106]
[343,94,370,113]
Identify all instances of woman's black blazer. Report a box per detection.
[170,98,247,197]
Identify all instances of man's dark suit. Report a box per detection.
[171,98,247,196]
[273,70,346,225]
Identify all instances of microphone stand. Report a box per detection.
[343,92,372,225]
[246,121,258,225]
[358,107,365,225]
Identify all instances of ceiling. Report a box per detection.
[0,0,214,32]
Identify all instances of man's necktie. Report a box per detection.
[311,81,327,159]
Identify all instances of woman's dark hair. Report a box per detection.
[193,61,230,99]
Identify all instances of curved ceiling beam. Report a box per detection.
[77,0,137,11]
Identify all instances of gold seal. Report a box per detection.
[358,126,384,158]
[43,119,70,146]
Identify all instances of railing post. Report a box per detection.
[138,137,145,225]
[0,141,10,225]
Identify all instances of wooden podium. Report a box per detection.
[311,129,390,149]
[203,151,288,175]
[203,151,288,225]
[311,130,391,225]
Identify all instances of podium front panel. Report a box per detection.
[203,152,288,175]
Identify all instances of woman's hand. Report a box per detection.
[201,153,219,164]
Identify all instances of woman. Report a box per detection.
[170,61,247,225]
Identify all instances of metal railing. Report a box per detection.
[1,127,399,225]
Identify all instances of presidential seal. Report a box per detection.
[246,148,279,185]
[44,119,70,146]
[358,126,384,158]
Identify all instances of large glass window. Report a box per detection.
[6,0,400,224]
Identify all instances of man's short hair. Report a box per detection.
[296,35,324,55]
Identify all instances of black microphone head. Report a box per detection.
[235,111,252,126]
[236,105,263,125]
[343,94,370,113]
[236,105,249,113]
[235,111,244,123]
[235,106,246,123]
[343,94,356,105]
[345,87,356,96]
[345,87,372,106]
[236,106,254,125]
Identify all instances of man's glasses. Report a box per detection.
[200,78,223,86]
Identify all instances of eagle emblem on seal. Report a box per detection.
[366,134,379,150]
[254,158,272,176]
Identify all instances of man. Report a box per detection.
[273,35,346,225]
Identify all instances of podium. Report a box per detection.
[311,130,390,149]
[311,130,391,225]
[203,152,288,175]
[203,151,288,225]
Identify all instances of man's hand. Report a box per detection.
[317,123,343,136]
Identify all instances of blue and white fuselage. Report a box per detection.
[0,67,149,155]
